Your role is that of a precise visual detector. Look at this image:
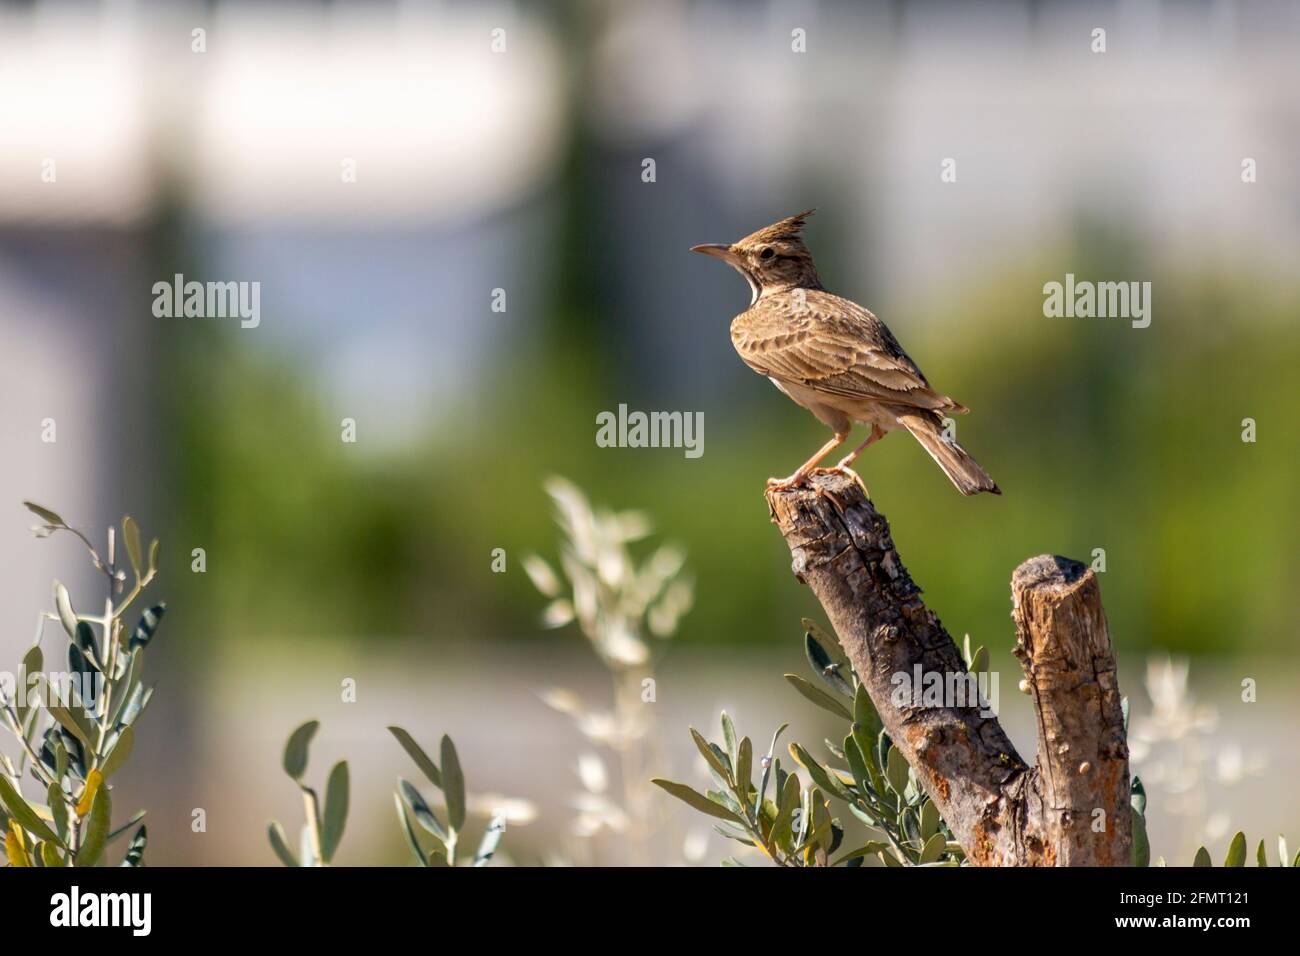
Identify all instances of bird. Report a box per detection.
[691,209,1000,496]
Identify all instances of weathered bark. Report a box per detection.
[766,472,1131,866]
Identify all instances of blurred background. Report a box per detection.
[1,0,1297,866]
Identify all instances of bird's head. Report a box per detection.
[691,208,822,302]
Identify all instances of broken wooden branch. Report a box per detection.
[766,472,1131,866]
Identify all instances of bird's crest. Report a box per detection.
[738,208,816,247]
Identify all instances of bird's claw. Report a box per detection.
[826,463,869,497]
[765,471,812,492]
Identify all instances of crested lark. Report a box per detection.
[692,209,1000,496]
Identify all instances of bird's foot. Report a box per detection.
[765,470,812,492]
[816,462,870,498]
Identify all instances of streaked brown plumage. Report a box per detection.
[692,209,1000,495]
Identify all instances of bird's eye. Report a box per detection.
[759,247,775,260]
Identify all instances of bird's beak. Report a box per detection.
[691,243,739,265]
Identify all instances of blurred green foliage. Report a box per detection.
[160,253,1299,662]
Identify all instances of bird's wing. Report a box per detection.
[731,292,965,412]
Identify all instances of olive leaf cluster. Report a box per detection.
[267,720,349,866]
[1,503,161,867]
[390,726,504,867]
[1185,832,1299,868]
[655,619,966,867]
[265,722,505,867]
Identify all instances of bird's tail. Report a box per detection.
[897,412,1001,496]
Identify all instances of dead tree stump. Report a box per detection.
[766,472,1131,866]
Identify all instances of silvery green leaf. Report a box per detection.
[68,643,93,687]
[53,581,78,640]
[801,619,849,666]
[122,516,143,580]
[266,823,296,867]
[707,788,744,816]
[1192,846,1212,867]
[1131,810,1150,867]
[440,735,466,833]
[832,841,890,866]
[1224,831,1246,867]
[394,792,427,866]
[713,824,756,847]
[473,814,505,867]
[919,832,946,864]
[47,702,95,752]
[129,604,166,649]
[1257,840,1268,868]
[74,784,111,867]
[399,778,447,841]
[690,728,730,783]
[651,779,743,824]
[784,674,852,720]
[1130,775,1146,816]
[282,720,319,781]
[808,788,834,855]
[48,783,69,843]
[885,746,909,797]
[852,682,883,746]
[387,726,441,788]
[735,737,752,800]
[901,807,921,845]
[720,711,738,770]
[17,645,42,723]
[788,743,851,802]
[120,826,147,867]
[769,773,801,851]
[100,726,133,779]
[804,631,853,698]
[111,650,144,726]
[755,723,787,812]
[320,761,349,862]
[919,800,940,840]
[23,502,67,527]
[115,681,153,728]
[844,734,873,796]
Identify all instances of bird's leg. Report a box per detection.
[833,424,886,471]
[816,424,886,495]
[766,432,848,490]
